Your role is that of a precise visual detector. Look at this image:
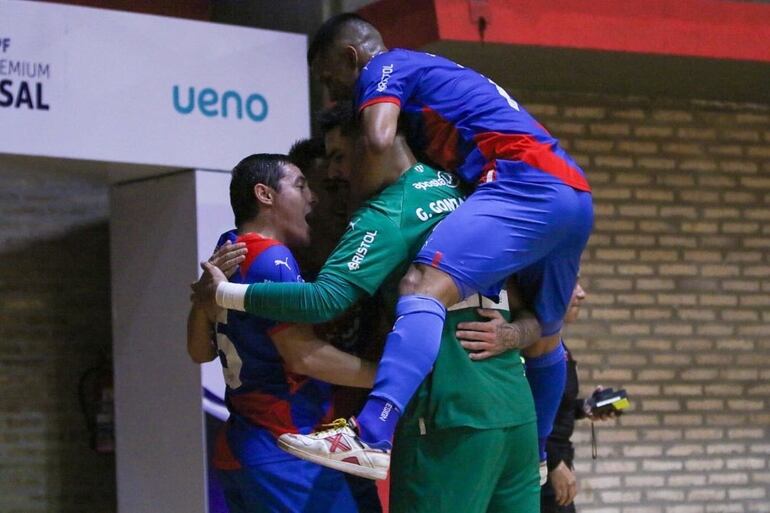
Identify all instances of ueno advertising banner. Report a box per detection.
[0,0,309,170]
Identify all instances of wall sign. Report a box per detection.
[0,1,309,170]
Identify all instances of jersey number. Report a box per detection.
[216,314,243,389]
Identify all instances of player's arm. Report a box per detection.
[548,461,578,506]
[456,278,542,360]
[355,52,414,174]
[186,306,217,363]
[195,216,407,324]
[192,257,363,324]
[356,103,403,199]
[271,324,376,388]
[190,234,365,322]
[186,240,246,363]
[361,102,400,156]
[213,271,365,324]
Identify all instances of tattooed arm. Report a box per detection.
[455,278,542,361]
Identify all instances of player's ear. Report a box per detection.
[254,183,274,206]
[343,44,359,70]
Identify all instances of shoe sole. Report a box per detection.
[277,438,388,481]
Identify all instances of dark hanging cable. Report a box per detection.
[478,16,487,43]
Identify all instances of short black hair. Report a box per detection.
[307,12,371,66]
[318,101,358,136]
[288,137,325,172]
[230,153,290,228]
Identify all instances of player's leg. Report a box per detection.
[516,189,593,463]
[354,264,458,447]
[487,421,541,513]
[390,426,507,513]
[278,266,461,477]
[356,176,589,448]
[515,255,570,464]
[524,339,568,466]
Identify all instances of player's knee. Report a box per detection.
[398,265,461,306]
[398,266,425,295]
[522,334,561,358]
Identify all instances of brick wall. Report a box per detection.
[0,163,115,513]
[510,92,770,512]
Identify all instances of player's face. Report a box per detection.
[312,47,359,102]
[325,126,355,181]
[300,155,348,259]
[563,279,586,324]
[272,163,316,248]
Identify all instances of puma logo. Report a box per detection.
[274,258,291,271]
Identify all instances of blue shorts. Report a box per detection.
[415,161,593,336]
[216,458,359,513]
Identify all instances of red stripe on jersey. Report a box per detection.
[421,106,461,171]
[359,96,401,112]
[229,392,299,437]
[431,251,443,267]
[212,424,242,470]
[236,233,282,280]
[266,323,293,336]
[474,132,591,192]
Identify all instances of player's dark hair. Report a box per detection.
[307,12,372,65]
[230,153,290,228]
[318,101,359,136]
[288,137,325,172]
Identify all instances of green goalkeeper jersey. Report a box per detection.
[400,291,535,433]
[320,163,534,431]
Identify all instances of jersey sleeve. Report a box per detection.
[214,229,239,252]
[355,50,421,112]
[319,208,409,296]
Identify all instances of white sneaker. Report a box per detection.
[277,418,390,480]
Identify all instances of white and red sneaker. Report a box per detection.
[277,418,390,480]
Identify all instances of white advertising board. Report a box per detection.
[0,0,309,170]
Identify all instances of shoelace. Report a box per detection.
[313,418,350,436]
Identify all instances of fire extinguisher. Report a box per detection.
[78,361,115,453]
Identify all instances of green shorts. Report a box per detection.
[390,422,540,513]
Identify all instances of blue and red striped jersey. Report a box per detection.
[212,230,333,469]
[355,48,590,192]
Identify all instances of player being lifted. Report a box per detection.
[198,13,593,477]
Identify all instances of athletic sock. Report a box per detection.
[525,341,567,461]
[356,398,398,449]
[356,294,446,446]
